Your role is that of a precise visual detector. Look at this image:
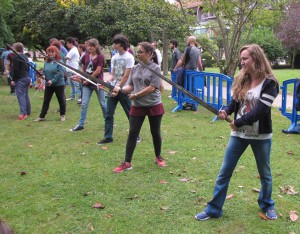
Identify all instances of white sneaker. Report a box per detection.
[66,98,74,101]
[34,117,46,122]
[60,115,66,121]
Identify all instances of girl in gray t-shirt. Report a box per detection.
[111,42,166,173]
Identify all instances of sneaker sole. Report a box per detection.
[194,215,210,221]
[113,167,133,173]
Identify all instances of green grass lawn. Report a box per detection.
[0,78,299,234]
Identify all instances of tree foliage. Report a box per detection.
[197,0,288,76]
[0,0,14,46]
[8,0,192,48]
[276,2,300,69]
[248,28,284,63]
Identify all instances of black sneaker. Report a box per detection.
[96,138,113,145]
[70,125,84,132]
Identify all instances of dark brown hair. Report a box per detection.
[138,42,158,65]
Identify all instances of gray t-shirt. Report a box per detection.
[184,46,200,71]
[171,48,181,71]
[128,61,162,107]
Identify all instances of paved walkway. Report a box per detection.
[104,72,293,109]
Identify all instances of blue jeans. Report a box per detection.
[204,136,274,217]
[15,77,31,115]
[104,93,131,140]
[77,86,107,127]
[67,73,81,99]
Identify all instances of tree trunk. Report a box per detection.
[162,28,168,76]
[292,48,296,70]
[32,49,38,62]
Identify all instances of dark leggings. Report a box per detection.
[40,85,66,118]
[125,115,163,163]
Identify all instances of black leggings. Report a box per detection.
[40,85,66,118]
[125,115,163,163]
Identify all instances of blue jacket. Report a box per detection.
[43,60,66,86]
[225,77,279,134]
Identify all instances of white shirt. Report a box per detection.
[155,49,162,68]
[66,46,80,72]
[231,79,272,139]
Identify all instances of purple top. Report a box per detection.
[81,53,105,89]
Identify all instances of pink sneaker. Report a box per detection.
[18,114,28,121]
[113,162,132,173]
[155,157,166,167]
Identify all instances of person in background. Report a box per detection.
[10,42,31,120]
[112,42,165,173]
[49,38,68,56]
[1,45,12,73]
[70,39,107,131]
[65,37,80,102]
[24,52,33,62]
[34,46,66,122]
[195,44,279,221]
[52,41,66,63]
[151,42,162,69]
[169,39,181,72]
[2,45,15,95]
[127,43,134,55]
[174,36,203,72]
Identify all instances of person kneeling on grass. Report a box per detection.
[195,44,279,221]
[111,42,166,173]
[34,46,66,122]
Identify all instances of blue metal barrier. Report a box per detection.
[280,78,300,131]
[171,70,232,113]
[29,62,37,86]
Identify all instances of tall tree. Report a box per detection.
[276,2,300,69]
[197,0,287,77]
[248,27,284,63]
[0,0,14,46]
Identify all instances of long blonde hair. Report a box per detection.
[232,44,277,101]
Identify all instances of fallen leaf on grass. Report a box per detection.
[238,186,244,188]
[20,171,27,175]
[279,186,299,195]
[287,150,295,155]
[290,211,298,222]
[104,214,113,219]
[252,188,260,193]
[218,136,225,139]
[101,146,108,150]
[196,197,205,204]
[258,212,268,220]
[160,180,168,184]
[168,150,177,155]
[28,145,33,148]
[125,194,139,200]
[160,206,169,211]
[190,190,196,193]
[226,194,234,200]
[83,192,89,196]
[92,202,105,209]
[178,178,191,182]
